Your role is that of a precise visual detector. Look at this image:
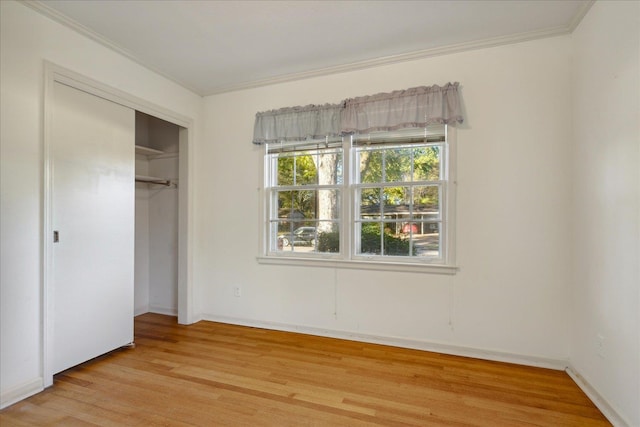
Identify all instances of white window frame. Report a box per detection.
[264,140,344,259]
[257,126,457,275]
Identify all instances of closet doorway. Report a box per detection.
[135,112,181,316]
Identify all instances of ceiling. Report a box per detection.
[29,0,592,96]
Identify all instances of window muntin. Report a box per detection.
[265,125,451,265]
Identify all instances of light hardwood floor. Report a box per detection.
[1,313,610,426]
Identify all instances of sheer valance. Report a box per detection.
[252,83,463,144]
[252,103,343,144]
[341,83,463,134]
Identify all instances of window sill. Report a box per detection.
[256,255,457,275]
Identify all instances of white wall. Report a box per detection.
[134,156,179,316]
[199,35,573,363]
[0,0,201,406]
[147,156,179,314]
[570,1,640,426]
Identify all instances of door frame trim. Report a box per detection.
[42,61,196,387]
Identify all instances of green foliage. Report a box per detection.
[317,231,340,253]
[358,145,441,206]
[278,154,317,186]
[359,223,411,256]
[413,146,440,181]
[360,146,440,183]
[316,223,411,256]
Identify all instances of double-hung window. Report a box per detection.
[256,83,462,271]
[263,125,454,268]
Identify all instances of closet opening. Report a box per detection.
[135,111,182,317]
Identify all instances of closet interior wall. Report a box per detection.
[135,111,179,316]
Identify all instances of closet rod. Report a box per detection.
[135,175,172,187]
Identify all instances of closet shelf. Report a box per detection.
[135,175,172,187]
[135,145,164,156]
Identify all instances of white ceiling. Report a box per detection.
[30,0,592,96]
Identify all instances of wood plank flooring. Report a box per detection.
[1,313,610,426]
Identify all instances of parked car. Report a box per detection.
[278,227,317,247]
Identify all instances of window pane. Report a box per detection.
[359,188,381,219]
[358,222,383,255]
[295,154,318,185]
[276,191,292,219]
[316,221,340,254]
[382,186,409,214]
[276,149,343,187]
[412,185,440,221]
[413,146,441,181]
[383,232,411,256]
[317,189,340,220]
[277,156,294,186]
[411,222,441,258]
[276,189,340,221]
[353,158,444,259]
[385,147,412,182]
[274,221,315,252]
[317,151,343,185]
[272,221,340,254]
[357,222,411,257]
[359,149,383,183]
[276,190,315,220]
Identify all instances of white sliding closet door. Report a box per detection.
[51,81,135,374]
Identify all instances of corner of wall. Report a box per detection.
[566,365,631,427]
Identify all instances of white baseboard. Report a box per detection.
[565,366,629,427]
[149,305,178,316]
[0,377,44,410]
[134,305,150,316]
[200,314,568,371]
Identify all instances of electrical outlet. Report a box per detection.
[233,286,242,297]
[596,334,605,358]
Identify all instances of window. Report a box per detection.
[265,139,343,255]
[353,126,449,261]
[256,83,462,272]
[263,124,455,269]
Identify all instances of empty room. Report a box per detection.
[1,0,638,426]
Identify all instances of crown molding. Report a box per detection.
[568,0,596,32]
[22,0,594,97]
[21,0,202,96]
